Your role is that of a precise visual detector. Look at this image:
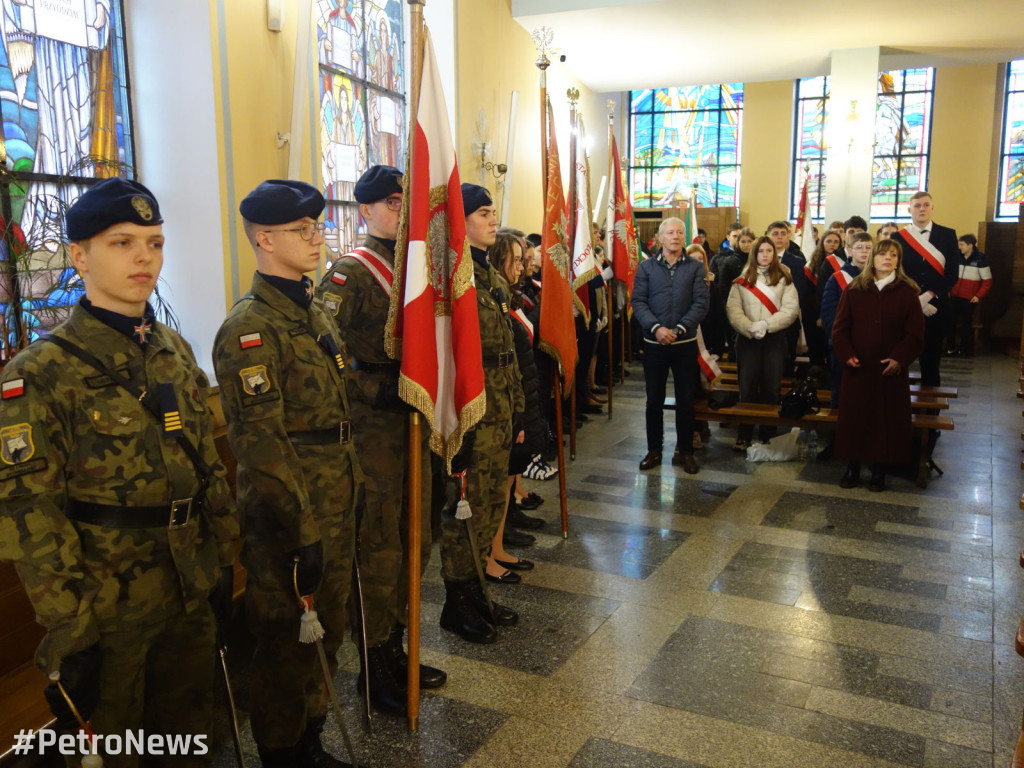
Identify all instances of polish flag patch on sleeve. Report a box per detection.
[331,273,348,285]
[239,332,263,349]
[1,379,24,399]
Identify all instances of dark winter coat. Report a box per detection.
[831,279,924,463]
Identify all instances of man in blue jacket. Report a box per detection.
[630,217,710,473]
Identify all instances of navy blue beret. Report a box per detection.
[354,165,403,203]
[239,179,325,225]
[65,178,163,241]
[461,183,492,216]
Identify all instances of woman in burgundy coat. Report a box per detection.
[832,239,925,491]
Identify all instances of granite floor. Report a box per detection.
[212,352,1024,768]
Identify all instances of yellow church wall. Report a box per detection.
[736,79,795,233]
[455,0,612,234]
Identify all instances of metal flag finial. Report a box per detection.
[532,27,553,70]
[566,87,579,106]
[606,99,616,117]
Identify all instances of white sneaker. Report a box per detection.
[524,456,558,480]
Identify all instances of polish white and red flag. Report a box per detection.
[387,26,485,463]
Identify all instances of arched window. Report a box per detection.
[997,60,1024,221]
[0,0,133,359]
[316,0,405,260]
[791,68,935,221]
[629,85,743,209]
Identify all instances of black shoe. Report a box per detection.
[485,569,521,584]
[581,403,603,414]
[639,451,662,470]
[508,503,544,530]
[503,528,535,548]
[839,463,860,489]
[868,472,886,492]
[516,493,542,511]
[259,746,301,768]
[672,451,699,474]
[387,626,447,689]
[440,580,497,644]
[466,579,519,626]
[297,717,356,768]
[495,557,534,571]
[591,385,608,395]
[356,644,406,716]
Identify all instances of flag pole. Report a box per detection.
[605,101,615,420]
[404,0,426,732]
[567,88,579,462]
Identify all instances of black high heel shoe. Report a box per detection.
[485,569,522,584]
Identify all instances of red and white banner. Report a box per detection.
[387,26,485,462]
[569,115,599,319]
[610,135,639,300]
[795,170,816,257]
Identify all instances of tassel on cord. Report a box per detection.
[49,672,103,767]
[453,471,472,520]
[293,560,325,644]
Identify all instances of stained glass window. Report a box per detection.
[791,69,934,221]
[629,84,743,209]
[317,0,405,259]
[791,76,828,221]
[0,0,134,359]
[997,60,1024,220]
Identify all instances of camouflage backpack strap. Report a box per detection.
[40,334,214,498]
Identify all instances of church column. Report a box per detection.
[824,47,879,225]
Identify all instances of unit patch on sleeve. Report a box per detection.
[322,292,343,314]
[239,365,272,396]
[239,332,263,349]
[1,423,35,464]
[1,379,25,400]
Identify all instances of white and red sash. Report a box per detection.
[344,246,394,294]
[696,327,721,384]
[803,264,817,286]
[835,269,854,292]
[512,309,534,344]
[898,227,945,277]
[825,254,844,275]
[734,277,780,314]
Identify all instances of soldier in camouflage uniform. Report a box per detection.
[213,180,360,768]
[438,184,525,644]
[316,165,445,716]
[0,178,238,767]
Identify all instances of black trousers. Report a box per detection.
[736,331,788,443]
[642,340,698,454]
[947,297,976,356]
[920,300,948,386]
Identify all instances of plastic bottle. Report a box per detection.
[797,429,807,460]
[807,429,819,460]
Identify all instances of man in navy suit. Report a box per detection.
[889,191,958,386]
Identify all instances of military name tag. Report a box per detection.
[0,457,47,480]
[1,423,35,465]
[239,365,271,396]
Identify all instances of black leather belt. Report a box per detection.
[287,420,353,445]
[351,358,400,375]
[483,351,514,368]
[65,498,196,529]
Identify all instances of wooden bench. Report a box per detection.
[664,397,953,488]
[706,382,949,411]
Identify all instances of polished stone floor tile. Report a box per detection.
[567,738,712,768]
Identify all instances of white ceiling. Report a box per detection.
[512,0,1024,93]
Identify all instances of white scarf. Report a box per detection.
[874,272,896,290]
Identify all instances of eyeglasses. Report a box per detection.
[381,196,402,211]
[262,222,326,241]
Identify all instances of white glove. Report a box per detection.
[601,266,615,282]
[595,315,608,332]
[919,293,937,317]
[750,320,768,339]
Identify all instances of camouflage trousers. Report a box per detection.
[242,470,357,750]
[350,401,433,648]
[60,604,217,768]
[440,417,512,582]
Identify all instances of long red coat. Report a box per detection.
[831,279,925,463]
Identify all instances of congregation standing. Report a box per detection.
[0,162,977,767]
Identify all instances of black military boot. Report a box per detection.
[296,717,354,768]
[440,580,497,643]
[388,626,448,689]
[355,643,406,716]
[258,745,300,768]
[465,578,518,627]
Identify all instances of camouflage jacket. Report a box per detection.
[317,235,396,408]
[213,273,358,555]
[0,304,238,671]
[474,256,525,424]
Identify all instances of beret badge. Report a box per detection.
[131,196,154,221]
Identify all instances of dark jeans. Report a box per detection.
[947,297,976,356]
[736,331,788,443]
[642,340,698,454]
